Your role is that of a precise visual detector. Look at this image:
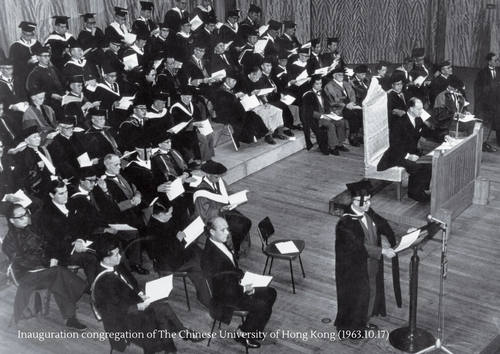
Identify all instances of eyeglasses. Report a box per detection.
[39,54,51,58]
[11,209,31,219]
[87,22,97,25]
[135,107,147,111]
[85,178,98,183]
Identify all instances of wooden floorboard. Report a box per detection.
[1,143,500,354]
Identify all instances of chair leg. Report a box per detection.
[289,260,296,294]
[227,125,239,152]
[396,181,402,201]
[268,257,274,275]
[299,255,306,278]
[182,276,190,311]
[263,257,269,275]
[208,318,217,347]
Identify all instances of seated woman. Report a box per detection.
[2,204,88,329]
[146,201,211,309]
[22,88,59,145]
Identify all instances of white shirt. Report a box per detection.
[210,238,235,266]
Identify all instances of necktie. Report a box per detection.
[78,59,83,65]
[213,182,220,194]
[40,106,56,129]
[492,70,496,79]
[399,92,405,104]
[100,130,121,156]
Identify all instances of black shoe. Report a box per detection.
[188,161,202,170]
[349,138,361,147]
[483,142,497,152]
[234,336,261,348]
[264,135,276,145]
[293,124,304,131]
[329,148,340,156]
[283,129,294,137]
[131,265,150,275]
[365,323,378,330]
[273,132,287,140]
[408,191,431,203]
[181,328,205,342]
[336,145,349,152]
[66,317,87,331]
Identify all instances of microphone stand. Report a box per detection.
[415,217,454,354]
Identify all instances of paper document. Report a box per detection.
[240,95,261,111]
[275,241,300,254]
[169,119,193,134]
[167,177,185,201]
[85,83,96,92]
[145,275,173,303]
[228,190,248,207]
[294,77,310,86]
[183,216,205,247]
[420,109,431,121]
[254,39,268,53]
[296,70,309,81]
[215,22,224,30]
[149,196,159,207]
[116,96,135,110]
[190,15,203,31]
[188,174,203,187]
[459,114,476,122]
[256,88,275,96]
[2,189,32,208]
[153,59,163,70]
[258,25,269,36]
[280,95,296,105]
[71,240,93,255]
[123,53,139,68]
[241,271,273,287]
[77,152,93,167]
[210,69,226,80]
[224,41,233,51]
[314,67,329,76]
[123,33,136,45]
[394,229,421,253]
[197,120,213,136]
[301,42,311,49]
[108,224,138,231]
[73,127,85,132]
[323,113,343,121]
[413,76,426,86]
[10,102,29,112]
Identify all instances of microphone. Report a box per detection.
[427,214,446,225]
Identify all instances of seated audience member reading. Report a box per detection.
[146,201,211,309]
[193,161,251,257]
[93,237,204,354]
[2,204,88,330]
[377,98,435,203]
[201,217,277,349]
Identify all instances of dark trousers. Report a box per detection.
[223,210,252,254]
[61,252,100,286]
[400,160,432,194]
[16,266,86,322]
[238,287,277,333]
[343,108,363,136]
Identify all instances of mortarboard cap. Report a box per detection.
[179,86,194,95]
[18,21,37,33]
[326,37,339,45]
[206,15,218,24]
[135,137,152,149]
[28,86,45,97]
[437,60,451,70]
[152,90,169,101]
[89,108,107,117]
[58,115,76,126]
[447,75,463,90]
[311,38,321,47]
[248,4,262,14]
[247,29,259,38]
[225,68,238,80]
[107,33,123,45]
[227,9,240,18]
[346,179,372,206]
[331,67,344,74]
[310,74,323,82]
[102,61,118,74]
[411,47,425,58]
[283,21,296,29]
[81,13,96,22]
[354,65,370,74]
[268,20,282,31]
[201,161,227,175]
[68,75,84,84]
[158,22,171,30]
[298,47,310,54]
[278,51,289,60]
[140,1,154,11]
[136,31,150,41]
[68,41,83,49]
[192,37,206,49]
[79,166,97,180]
[155,130,174,144]
[261,56,274,65]
[179,17,191,26]
[21,126,40,139]
[114,7,129,17]
[132,96,148,107]
[52,16,70,26]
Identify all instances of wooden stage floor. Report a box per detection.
[1,137,500,354]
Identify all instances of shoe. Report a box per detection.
[130,264,150,275]
[293,124,304,131]
[408,191,431,203]
[234,336,261,348]
[365,323,378,330]
[264,135,276,145]
[349,138,361,147]
[66,317,87,331]
[329,148,340,156]
[273,132,287,140]
[181,328,205,342]
[336,145,349,152]
[483,142,497,152]
[188,161,202,170]
[283,129,294,137]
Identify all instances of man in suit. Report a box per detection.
[81,109,122,161]
[202,216,277,349]
[163,0,190,34]
[410,47,434,106]
[319,37,345,71]
[44,16,77,71]
[301,75,348,155]
[132,1,158,36]
[387,74,409,128]
[77,13,107,70]
[262,20,282,61]
[276,21,301,56]
[428,60,465,109]
[351,65,370,106]
[193,161,251,257]
[238,4,261,40]
[335,180,399,338]
[377,98,434,202]
[105,7,131,42]
[324,67,363,147]
[474,52,500,151]
[93,237,204,354]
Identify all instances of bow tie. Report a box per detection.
[315,91,321,96]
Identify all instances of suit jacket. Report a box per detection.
[351,77,370,105]
[300,89,331,152]
[163,8,190,34]
[81,126,121,160]
[474,66,500,111]
[387,90,409,127]
[105,173,144,228]
[46,134,84,180]
[122,160,157,205]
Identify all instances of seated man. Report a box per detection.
[37,180,100,287]
[387,74,409,128]
[146,201,211,309]
[2,204,87,329]
[202,217,277,349]
[93,237,204,354]
[301,74,348,156]
[193,161,251,257]
[431,76,475,142]
[81,108,122,162]
[377,98,434,203]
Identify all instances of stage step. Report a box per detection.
[212,123,306,184]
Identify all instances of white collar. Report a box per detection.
[210,238,235,265]
[334,79,344,86]
[100,261,114,271]
[52,200,69,215]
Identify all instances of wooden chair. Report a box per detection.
[363,78,406,201]
[257,217,306,294]
[215,124,239,151]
